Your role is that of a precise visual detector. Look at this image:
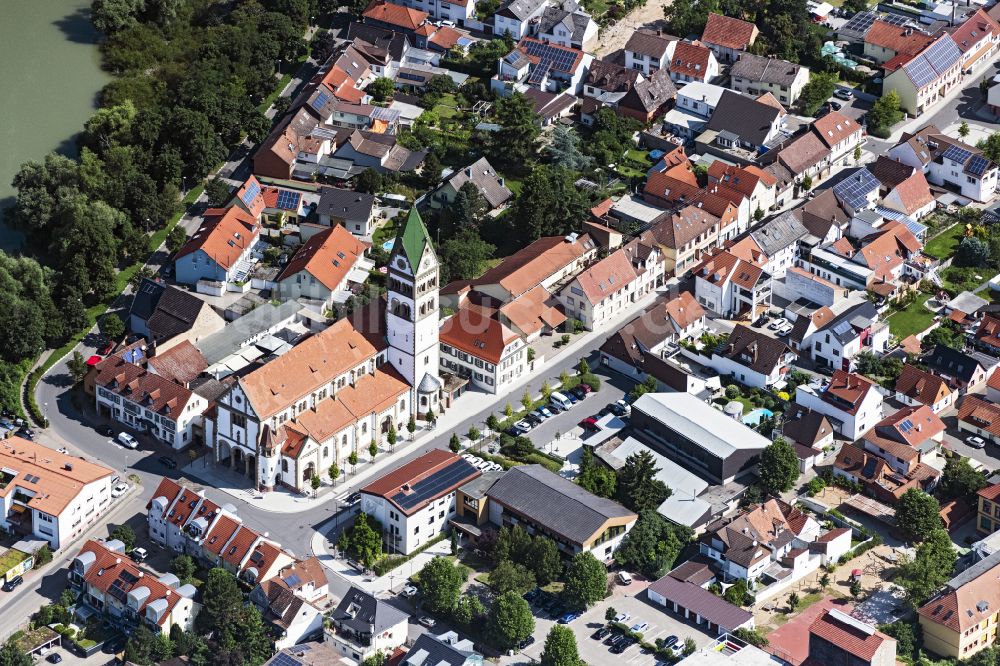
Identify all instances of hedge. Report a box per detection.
[372,532,448,576]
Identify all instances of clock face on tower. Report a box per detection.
[396,258,407,270]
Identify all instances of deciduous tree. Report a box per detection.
[420,557,468,615]
[896,489,943,542]
[758,438,800,495]
[490,591,535,650]
[562,552,607,610]
[540,625,580,666]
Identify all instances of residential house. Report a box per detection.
[989,371,1000,403]
[625,29,677,75]
[647,569,755,635]
[878,169,936,219]
[361,450,481,554]
[362,1,429,35]
[174,207,260,286]
[250,558,329,648]
[640,205,723,277]
[975,314,1000,354]
[698,499,825,582]
[400,632,483,666]
[582,59,643,109]
[950,9,1000,75]
[276,225,370,308]
[521,87,578,125]
[730,53,810,107]
[780,268,848,311]
[316,187,378,238]
[599,291,706,381]
[801,300,889,371]
[863,21,934,66]
[69,539,200,635]
[976,483,1000,535]
[693,247,770,319]
[782,405,835,471]
[618,68,677,123]
[889,125,998,201]
[918,550,1000,659]
[476,464,638,560]
[438,307,527,393]
[813,111,865,165]
[859,405,945,477]
[895,364,956,413]
[326,586,409,662]
[667,41,719,85]
[494,0,549,40]
[392,0,476,25]
[557,247,642,330]
[629,392,771,484]
[492,37,592,96]
[704,90,783,156]
[535,4,597,49]
[883,35,964,116]
[705,324,796,389]
[958,395,1000,446]
[333,130,427,175]
[707,162,778,218]
[700,12,759,64]
[127,280,224,352]
[808,608,898,666]
[795,370,884,440]
[663,81,726,141]
[924,344,989,394]
[428,157,513,213]
[833,443,936,504]
[0,438,115,550]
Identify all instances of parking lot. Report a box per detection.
[509,582,716,666]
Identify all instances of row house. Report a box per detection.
[391,0,475,25]
[438,307,527,393]
[625,29,677,75]
[707,161,778,218]
[641,204,726,277]
[795,370,884,440]
[883,34,963,116]
[863,21,934,66]
[557,247,644,330]
[730,53,810,107]
[888,125,999,201]
[70,539,200,636]
[693,247,771,319]
[950,9,1000,75]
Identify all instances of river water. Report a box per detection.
[0,1,110,251]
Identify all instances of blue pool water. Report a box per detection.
[743,408,774,426]
[382,239,395,251]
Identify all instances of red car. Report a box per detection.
[579,417,599,431]
[579,383,593,394]
[100,340,116,355]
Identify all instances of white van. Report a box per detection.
[117,432,138,449]
[550,391,573,411]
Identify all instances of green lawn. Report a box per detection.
[432,93,460,120]
[923,223,965,260]
[625,149,653,166]
[887,293,936,337]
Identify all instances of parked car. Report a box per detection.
[592,627,611,640]
[536,406,553,419]
[131,547,149,562]
[777,323,794,337]
[46,653,62,664]
[517,636,535,650]
[570,386,588,400]
[523,588,541,602]
[615,399,631,415]
[662,635,679,648]
[613,612,631,624]
[116,432,138,449]
[100,339,116,356]
[525,413,543,426]
[513,420,532,434]
[768,318,788,330]
[401,584,418,597]
[15,428,34,440]
[752,314,769,327]
[617,571,633,585]
[967,435,987,449]
[833,88,854,100]
[2,575,23,592]
[579,417,600,431]
[578,384,593,394]
[559,611,581,624]
[111,483,130,498]
[418,616,436,628]
[159,455,178,469]
[828,100,843,111]
[630,622,649,634]
[550,391,573,411]
[345,492,362,506]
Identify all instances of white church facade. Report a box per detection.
[207,209,446,493]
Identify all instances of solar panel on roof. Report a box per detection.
[390,459,478,511]
[276,190,301,210]
[842,10,876,33]
[270,653,304,666]
[967,154,990,177]
[905,56,937,89]
[241,181,261,207]
[923,36,961,74]
[899,418,914,433]
[311,89,332,112]
[833,170,879,210]
[942,144,972,165]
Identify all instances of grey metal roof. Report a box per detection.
[497,0,547,21]
[631,393,771,459]
[316,187,375,221]
[648,574,753,631]
[485,465,636,545]
[332,586,409,636]
[818,300,879,344]
[404,632,481,666]
[537,6,591,42]
[195,301,304,364]
[706,90,781,148]
[748,209,809,257]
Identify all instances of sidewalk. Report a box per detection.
[310,526,452,595]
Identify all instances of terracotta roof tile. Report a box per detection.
[202,514,243,557]
[824,371,878,415]
[812,111,862,150]
[809,609,893,661]
[569,248,639,305]
[277,224,368,292]
[174,207,259,271]
[895,364,951,407]
[220,525,262,568]
[362,450,481,515]
[918,555,1000,632]
[0,437,115,517]
[363,0,428,30]
[975,314,1000,349]
[669,41,713,78]
[888,170,935,215]
[866,20,934,55]
[959,395,1000,439]
[146,341,208,386]
[701,12,758,50]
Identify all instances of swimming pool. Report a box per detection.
[743,408,774,426]
[382,239,395,251]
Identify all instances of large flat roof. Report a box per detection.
[632,393,772,459]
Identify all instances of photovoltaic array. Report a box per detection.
[389,458,478,511]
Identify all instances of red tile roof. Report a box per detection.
[809,609,893,661]
[950,9,1000,53]
[363,0,428,30]
[669,41,713,78]
[220,525,262,568]
[919,555,1000,632]
[202,514,243,557]
[866,20,934,55]
[701,12,758,50]
[959,395,1000,439]
[812,111,861,149]
[975,314,1000,349]
[174,207,258,271]
[277,224,368,292]
[888,170,935,215]
[439,306,520,365]
[570,248,639,305]
[362,449,481,515]
[824,371,878,415]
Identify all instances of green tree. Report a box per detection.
[329,462,340,484]
[605,606,618,623]
[562,552,607,610]
[447,182,490,232]
[386,424,397,451]
[111,524,136,551]
[311,475,321,491]
[955,236,991,267]
[896,489,943,542]
[819,573,831,590]
[124,625,159,666]
[540,625,580,666]
[496,525,534,563]
[521,389,533,410]
[197,568,244,635]
[407,415,417,439]
[614,512,691,579]
[578,459,617,498]
[490,591,535,650]
[338,513,383,568]
[488,92,540,172]
[850,578,862,599]
[798,72,838,116]
[486,414,501,433]
[577,358,589,375]
[758,437,800,495]
[449,433,461,453]
[368,77,396,102]
[527,536,563,585]
[67,351,89,384]
[788,591,800,611]
[204,178,232,207]
[171,554,197,584]
[545,124,592,171]
[91,0,145,34]
[878,621,920,662]
[842,0,869,12]
[724,579,751,606]
[420,557,468,615]
[801,174,814,191]
[897,528,956,606]
[348,451,359,472]
[853,145,862,163]
[453,594,486,626]
[663,0,709,37]
[939,456,987,501]
[489,560,536,595]
[868,90,904,137]
[616,450,671,513]
[732,628,769,648]
[630,375,659,401]
[361,652,387,666]
[369,439,378,462]
[167,224,188,253]
[100,312,126,342]
[959,121,971,138]
[511,165,589,240]
[467,426,481,443]
[683,637,697,656]
[421,151,444,190]
[355,168,383,194]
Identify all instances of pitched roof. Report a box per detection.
[958,395,1000,438]
[693,249,765,291]
[277,224,368,292]
[812,111,862,149]
[332,586,410,635]
[925,344,985,383]
[975,313,1000,349]
[94,362,197,420]
[669,41,714,78]
[866,20,934,55]
[822,370,878,415]
[487,465,637,544]
[146,340,209,386]
[585,59,642,93]
[600,292,705,365]
[625,29,676,57]
[394,207,435,274]
[707,162,773,197]
[0,437,115,517]
[316,187,376,221]
[919,552,1000,632]
[782,406,833,447]
[731,53,803,86]
[497,285,566,337]
[647,573,753,630]
[443,157,513,209]
[707,90,780,146]
[363,0,428,30]
[720,324,795,376]
[362,450,481,516]
[809,609,894,661]
[867,155,917,188]
[238,318,378,419]
[569,248,639,305]
[645,204,720,250]
[701,12,758,50]
[778,131,830,174]
[144,286,216,344]
[174,207,258,270]
[621,68,678,115]
[895,364,951,406]
[439,307,520,365]
[951,9,1000,52]
[886,170,935,215]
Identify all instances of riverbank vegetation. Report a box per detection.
[0,0,313,415]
